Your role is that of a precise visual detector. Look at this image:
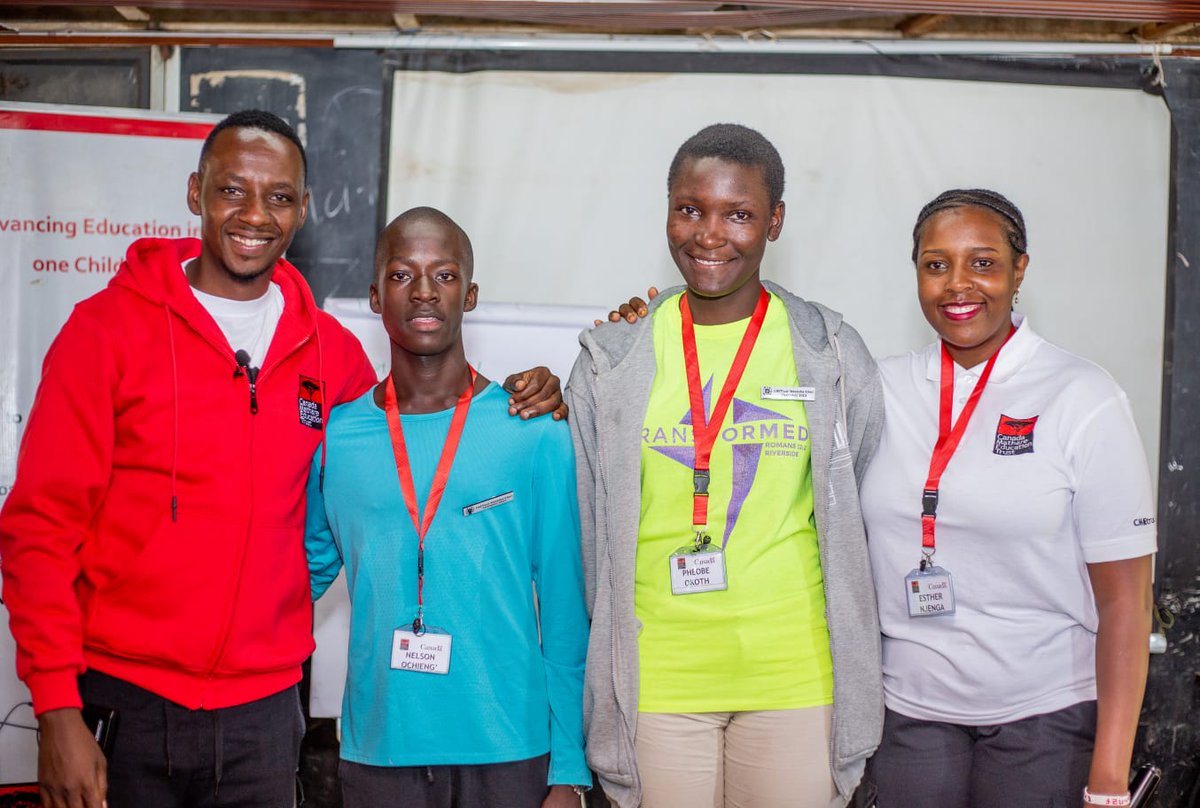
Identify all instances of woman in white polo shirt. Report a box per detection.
[859,189,1156,808]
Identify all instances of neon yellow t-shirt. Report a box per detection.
[636,292,834,713]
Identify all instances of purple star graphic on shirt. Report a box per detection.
[650,377,792,546]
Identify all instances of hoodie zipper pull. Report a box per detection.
[234,349,260,415]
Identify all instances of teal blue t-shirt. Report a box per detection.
[304,382,588,785]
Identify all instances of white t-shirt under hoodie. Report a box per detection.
[191,282,284,369]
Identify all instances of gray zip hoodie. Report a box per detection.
[566,282,885,807]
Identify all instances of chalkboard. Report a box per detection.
[180,47,386,307]
[0,48,149,108]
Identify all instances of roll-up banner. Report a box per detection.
[0,102,216,780]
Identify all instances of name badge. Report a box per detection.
[761,385,815,401]
[462,491,513,516]
[669,548,728,595]
[390,628,453,674]
[905,565,956,618]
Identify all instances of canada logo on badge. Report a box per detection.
[993,414,1037,456]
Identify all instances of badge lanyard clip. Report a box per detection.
[692,470,711,551]
[681,286,770,551]
[920,489,938,570]
[413,549,426,635]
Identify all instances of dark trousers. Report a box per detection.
[80,670,305,808]
[339,753,551,808]
[863,702,1096,808]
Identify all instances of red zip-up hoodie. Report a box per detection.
[0,238,377,715]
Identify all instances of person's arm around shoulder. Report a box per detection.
[0,310,118,808]
[529,419,591,798]
[832,321,884,485]
[504,367,568,421]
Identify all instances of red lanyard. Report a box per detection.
[681,286,770,540]
[384,366,476,633]
[920,327,1015,557]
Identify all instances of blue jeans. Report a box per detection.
[80,670,305,808]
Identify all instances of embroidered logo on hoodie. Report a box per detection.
[298,376,324,429]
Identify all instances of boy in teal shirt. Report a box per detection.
[305,207,589,807]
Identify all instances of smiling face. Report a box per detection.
[186,127,309,299]
[369,217,477,359]
[915,205,1028,368]
[666,156,784,324]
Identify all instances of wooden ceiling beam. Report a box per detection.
[898,13,949,35]
[393,12,420,29]
[1137,21,1200,39]
[0,32,334,46]
[112,5,151,21]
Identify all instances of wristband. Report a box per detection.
[1083,787,1132,806]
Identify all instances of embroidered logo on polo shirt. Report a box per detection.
[298,375,324,430]
[993,414,1038,456]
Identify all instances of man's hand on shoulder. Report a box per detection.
[38,708,107,808]
[541,784,583,808]
[504,367,568,421]
[592,286,659,326]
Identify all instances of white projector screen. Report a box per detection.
[307,66,1171,719]
[385,68,1170,477]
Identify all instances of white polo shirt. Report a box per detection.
[860,315,1157,725]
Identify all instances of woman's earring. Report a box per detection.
[1013,288,1021,307]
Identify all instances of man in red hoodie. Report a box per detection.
[0,110,564,808]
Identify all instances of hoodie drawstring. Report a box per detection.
[160,698,225,794]
[831,331,849,438]
[164,304,180,522]
[317,327,328,492]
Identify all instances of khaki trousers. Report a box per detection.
[629,705,845,808]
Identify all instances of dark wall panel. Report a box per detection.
[1141,59,1200,808]
[0,48,149,108]
[180,47,387,308]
